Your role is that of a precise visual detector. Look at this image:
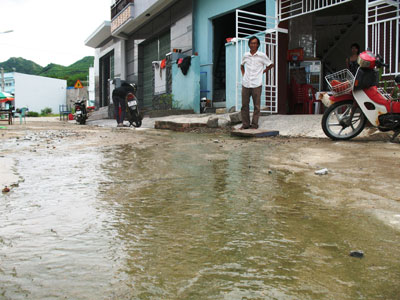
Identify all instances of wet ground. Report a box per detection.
[1,120,400,299]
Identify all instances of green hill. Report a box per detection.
[0,56,94,86]
[0,57,43,75]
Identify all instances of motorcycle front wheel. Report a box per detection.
[322,100,366,140]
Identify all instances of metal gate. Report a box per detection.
[278,0,352,21]
[366,0,400,76]
[235,9,280,113]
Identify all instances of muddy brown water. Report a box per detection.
[1,127,400,299]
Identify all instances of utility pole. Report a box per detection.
[0,30,13,92]
[1,68,4,92]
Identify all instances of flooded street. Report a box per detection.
[1,121,400,299]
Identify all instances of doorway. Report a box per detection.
[286,0,365,114]
[99,51,114,107]
[212,1,266,105]
[314,0,365,79]
[212,13,235,104]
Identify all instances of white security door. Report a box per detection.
[366,0,400,76]
[278,0,353,21]
[235,9,280,113]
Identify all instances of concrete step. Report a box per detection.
[88,106,109,121]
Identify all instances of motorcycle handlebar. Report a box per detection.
[377,62,389,68]
[376,54,389,68]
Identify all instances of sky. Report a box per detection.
[0,0,112,67]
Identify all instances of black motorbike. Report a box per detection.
[125,90,142,128]
[74,99,88,125]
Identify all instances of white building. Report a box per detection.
[3,72,67,113]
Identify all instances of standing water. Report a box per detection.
[1,131,400,299]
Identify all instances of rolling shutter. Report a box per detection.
[142,32,171,108]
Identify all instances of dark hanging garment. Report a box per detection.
[180,56,192,75]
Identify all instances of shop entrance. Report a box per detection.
[286,0,365,114]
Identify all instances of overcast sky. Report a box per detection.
[0,0,112,67]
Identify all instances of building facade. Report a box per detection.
[86,0,400,116]
[86,0,193,112]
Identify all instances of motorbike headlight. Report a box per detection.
[358,56,371,68]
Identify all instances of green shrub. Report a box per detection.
[27,111,39,117]
[40,107,52,116]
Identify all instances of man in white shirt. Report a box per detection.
[240,36,274,129]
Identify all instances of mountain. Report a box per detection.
[0,57,43,75]
[0,56,94,87]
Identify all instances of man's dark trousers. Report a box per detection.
[241,86,262,128]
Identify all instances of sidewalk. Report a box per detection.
[22,114,386,140]
[87,113,327,138]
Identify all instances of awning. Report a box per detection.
[85,21,112,48]
[0,91,14,103]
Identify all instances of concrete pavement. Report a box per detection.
[87,113,326,138]
[85,112,391,140]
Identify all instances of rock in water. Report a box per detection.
[315,168,328,175]
[350,250,364,258]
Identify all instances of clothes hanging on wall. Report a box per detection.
[160,58,167,69]
[179,56,191,75]
[153,61,167,94]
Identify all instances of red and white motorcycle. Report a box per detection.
[320,50,400,141]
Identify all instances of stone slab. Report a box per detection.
[231,129,279,138]
[154,120,207,131]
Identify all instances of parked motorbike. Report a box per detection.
[74,99,88,125]
[125,89,142,128]
[320,50,400,141]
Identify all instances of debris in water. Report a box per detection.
[315,168,328,175]
[350,250,364,258]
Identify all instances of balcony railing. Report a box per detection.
[111,1,135,33]
[111,0,134,19]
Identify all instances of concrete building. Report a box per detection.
[2,72,67,114]
[85,0,193,113]
[85,0,400,116]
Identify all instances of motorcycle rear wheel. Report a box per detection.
[135,119,142,128]
[129,110,142,128]
[77,116,86,125]
[322,100,366,140]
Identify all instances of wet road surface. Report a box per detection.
[1,129,400,299]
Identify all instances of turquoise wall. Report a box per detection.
[193,0,261,99]
[172,55,201,113]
